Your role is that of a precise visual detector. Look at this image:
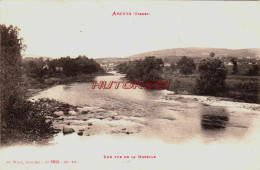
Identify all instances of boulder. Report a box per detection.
[81,110,90,114]
[78,106,99,113]
[69,110,77,115]
[77,131,83,136]
[53,111,64,116]
[63,127,75,135]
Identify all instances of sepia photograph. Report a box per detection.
[0,0,259,170]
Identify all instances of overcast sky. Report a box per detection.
[1,1,260,58]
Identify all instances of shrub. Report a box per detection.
[176,56,196,76]
[195,58,228,95]
[2,99,53,144]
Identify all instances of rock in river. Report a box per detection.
[68,110,77,115]
[63,127,75,135]
[78,131,83,136]
[54,111,64,116]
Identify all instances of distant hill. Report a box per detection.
[22,54,53,61]
[127,48,260,60]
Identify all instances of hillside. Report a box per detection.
[127,47,260,59]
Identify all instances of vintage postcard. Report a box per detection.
[0,0,259,170]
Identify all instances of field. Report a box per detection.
[166,72,259,104]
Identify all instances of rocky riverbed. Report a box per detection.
[31,90,260,146]
[32,98,137,139]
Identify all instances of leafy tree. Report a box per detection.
[176,56,196,76]
[0,25,25,145]
[209,52,215,58]
[0,25,53,145]
[195,58,227,95]
[231,57,238,74]
[125,56,164,82]
[245,64,259,76]
[170,63,177,72]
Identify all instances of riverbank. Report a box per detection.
[166,74,259,104]
[4,72,259,146]
[2,72,112,146]
[25,72,112,98]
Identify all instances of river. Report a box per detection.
[1,72,260,170]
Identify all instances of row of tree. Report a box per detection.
[23,56,104,79]
[117,55,228,96]
[175,55,258,76]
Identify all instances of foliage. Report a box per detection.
[176,56,196,76]
[231,57,238,75]
[0,24,53,145]
[209,52,215,58]
[245,64,259,76]
[0,24,25,118]
[195,58,228,95]
[2,100,53,140]
[22,55,104,79]
[228,80,258,103]
[125,56,164,82]
[116,62,129,74]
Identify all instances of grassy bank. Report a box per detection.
[24,72,111,98]
[2,72,110,146]
[167,74,259,104]
[1,98,78,146]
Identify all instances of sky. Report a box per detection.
[1,0,260,58]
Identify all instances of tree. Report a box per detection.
[0,25,25,146]
[176,56,196,76]
[209,52,215,58]
[125,56,164,82]
[195,58,227,95]
[231,57,238,74]
[246,64,259,76]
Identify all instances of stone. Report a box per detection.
[126,132,133,135]
[52,129,61,134]
[53,111,64,116]
[192,98,199,101]
[81,110,90,114]
[88,123,93,126]
[69,110,77,115]
[78,106,99,113]
[77,131,83,136]
[63,127,75,135]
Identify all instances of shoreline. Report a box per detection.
[25,72,112,98]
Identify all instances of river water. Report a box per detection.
[1,72,260,170]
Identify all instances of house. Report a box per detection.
[55,67,63,72]
[164,63,171,67]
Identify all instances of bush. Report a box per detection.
[176,56,196,76]
[195,58,227,95]
[2,99,54,144]
[245,65,259,76]
[125,56,164,82]
[226,81,258,103]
